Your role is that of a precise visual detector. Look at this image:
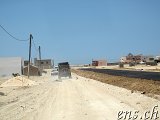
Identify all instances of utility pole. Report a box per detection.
[28,34,33,78]
[38,46,41,69]
[39,46,41,60]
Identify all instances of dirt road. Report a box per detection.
[0,73,160,120]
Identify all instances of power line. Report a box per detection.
[32,39,39,51]
[32,39,39,59]
[0,24,29,41]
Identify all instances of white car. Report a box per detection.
[51,69,58,76]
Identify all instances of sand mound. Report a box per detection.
[0,76,36,87]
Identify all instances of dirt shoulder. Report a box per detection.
[72,69,160,99]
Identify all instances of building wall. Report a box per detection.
[92,61,98,66]
[98,60,107,66]
[34,58,53,69]
[120,55,143,63]
[92,60,107,66]
[155,56,160,62]
[145,56,155,62]
[120,56,127,63]
[0,57,23,77]
[23,65,40,76]
[24,61,29,66]
[24,61,33,66]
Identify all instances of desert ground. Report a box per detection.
[0,69,160,120]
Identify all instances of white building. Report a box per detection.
[120,56,127,63]
[0,57,23,77]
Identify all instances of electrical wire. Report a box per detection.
[0,24,41,62]
[32,39,39,51]
[32,39,40,60]
[0,24,29,41]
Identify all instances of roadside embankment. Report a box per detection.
[72,69,160,99]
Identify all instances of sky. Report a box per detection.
[0,0,160,65]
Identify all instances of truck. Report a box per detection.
[58,62,72,79]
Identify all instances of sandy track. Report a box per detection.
[0,73,160,120]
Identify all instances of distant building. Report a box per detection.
[143,56,157,65]
[145,56,154,62]
[24,60,33,66]
[92,60,107,66]
[23,65,41,76]
[34,58,53,69]
[120,56,127,63]
[155,56,160,63]
[0,57,23,77]
[120,54,143,64]
[24,60,29,66]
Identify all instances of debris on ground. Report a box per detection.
[0,92,5,96]
[12,73,20,77]
[141,91,146,94]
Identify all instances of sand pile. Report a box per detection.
[0,76,36,87]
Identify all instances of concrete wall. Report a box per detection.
[97,60,107,66]
[0,57,23,77]
[34,58,53,69]
[92,60,107,66]
[23,65,40,76]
